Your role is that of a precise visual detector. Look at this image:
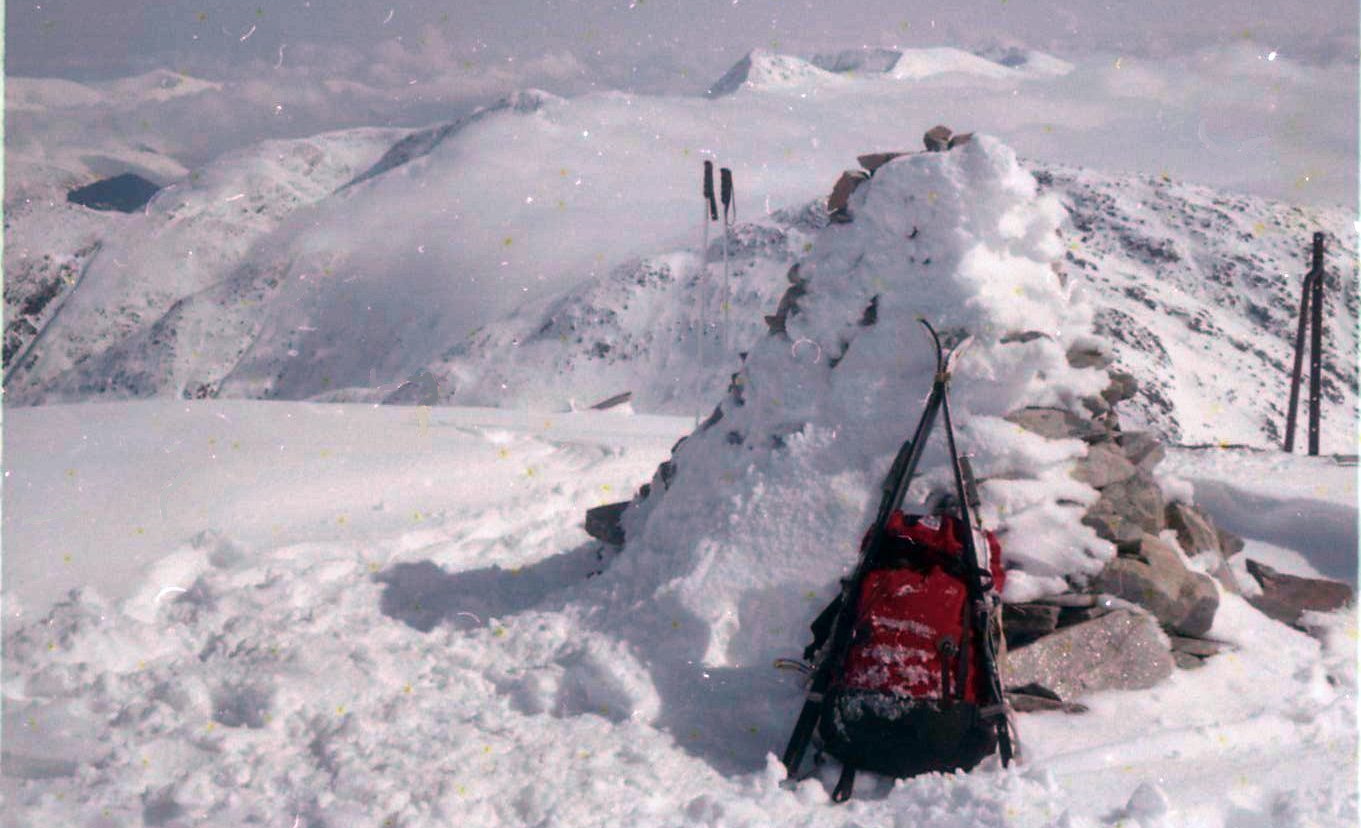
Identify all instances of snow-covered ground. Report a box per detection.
[2,400,1355,826]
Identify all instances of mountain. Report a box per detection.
[6,76,1355,454]
[706,50,844,97]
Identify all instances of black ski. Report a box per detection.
[780,319,1012,792]
[780,319,951,777]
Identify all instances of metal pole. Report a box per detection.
[1307,232,1325,456]
[1283,268,1313,452]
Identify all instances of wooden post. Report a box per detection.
[1283,232,1327,454]
[1307,233,1325,456]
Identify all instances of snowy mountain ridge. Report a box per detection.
[5,85,1356,453]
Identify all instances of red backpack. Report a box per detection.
[804,508,1007,783]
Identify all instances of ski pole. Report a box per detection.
[696,161,716,423]
[720,167,735,360]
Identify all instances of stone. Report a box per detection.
[826,169,870,214]
[1116,431,1165,471]
[856,151,907,173]
[1072,442,1138,489]
[1102,370,1139,405]
[1218,527,1245,558]
[1167,634,1226,658]
[1002,603,1061,648]
[1030,593,1099,608]
[1166,501,1240,594]
[382,370,440,406]
[1065,343,1112,369]
[584,501,629,545]
[1007,683,1089,714]
[1081,394,1111,417]
[1094,534,1218,637]
[1001,608,1175,701]
[947,132,974,149]
[1077,471,1165,544]
[1244,559,1354,626]
[1173,651,1206,670]
[923,125,953,152]
[764,264,808,335]
[1005,407,1107,442]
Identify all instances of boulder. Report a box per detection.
[1115,431,1165,471]
[1002,603,1061,648]
[1072,442,1138,489]
[1002,608,1174,701]
[1166,634,1227,658]
[1244,559,1353,626]
[1005,407,1107,442]
[857,151,907,173]
[1093,534,1218,637]
[382,370,440,406]
[584,501,629,545]
[1102,370,1139,405]
[1065,343,1112,370]
[1166,502,1240,594]
[1081,470,1166,543]
[1007,683,1089,714]
[923,125,953,152]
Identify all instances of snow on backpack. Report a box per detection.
[805,506,1007,782]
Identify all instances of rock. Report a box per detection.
[923,125,953,151]
[856,151,907,173]
[382,370,440,406]
[1081,394,1111,417]
[1094,534,1218,637]
[1030,593,1099,608]
[1007,683,1089,714]
[1165,502,1218,554]
[1002,608,1175,701]
[1058,604,1112,626]
[827,170,870,215]
[1072,442,1138,489]
[1167,634,1227,658]
[1101,370,1139,404]
[764,265,808,335]
[1173,651,1206,670]
[1217,527,1245,558]
[1002,603,1061,648]
[584,501,629,545]
[1082,469,1166,544]
[1166,502,1240,594]
[1005,407,1107,442]
[1244,559,1353,626]
[1065,343,1112,369]
[1115,431,1166,471]
[947,132,974,149]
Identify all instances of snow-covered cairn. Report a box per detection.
[613,136,1125,669]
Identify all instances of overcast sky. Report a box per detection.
[8,0,1359,82]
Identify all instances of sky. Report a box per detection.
[8,0,1359,83]
[4,1,1358,208]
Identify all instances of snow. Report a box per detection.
[3,399,1354,826]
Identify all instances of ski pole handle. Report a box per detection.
[703,161,718,221]
[720,167,735,223]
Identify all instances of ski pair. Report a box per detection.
[695,162,738,407]
[779,319,1012,802]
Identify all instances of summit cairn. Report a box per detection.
[582,134,1277,713]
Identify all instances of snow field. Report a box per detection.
[4,400,1354,826]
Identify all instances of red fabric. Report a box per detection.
[840,511,1005,702]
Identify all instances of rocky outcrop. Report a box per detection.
[1244,559,1353,627]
